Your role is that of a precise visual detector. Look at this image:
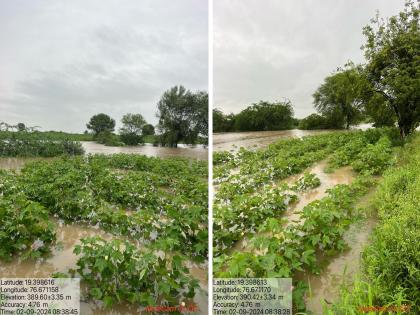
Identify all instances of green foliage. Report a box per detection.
[291,172,321,191]
[96,131,124,146]
[0,196,56,261]
[351,136,393,174]
[0,130,93,141]
[142,123,155,136]
[362,0,420,138]
[87,113,116,136]
[213,109,236,132]
[157,86,208,147]
[234,100,295,131]
[330,134,420,313]
[1,154,208,261]
[0,135,84,157]
[298,113,341,130]
[313,63,368,129]
[69,237,199,307]
[119,113,147,145]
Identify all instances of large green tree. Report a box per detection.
[362,0,420,138]
[86,113,115,136]
[119,113,147,145]
[233,100,295,131]
[142,124,155,136]
[313,64,368,129]
[156,86,208,147]
[213,109,235,132]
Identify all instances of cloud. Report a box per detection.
[0,0,207,132]
[214,0,406,118]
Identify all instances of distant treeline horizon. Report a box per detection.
[1,85,209,148]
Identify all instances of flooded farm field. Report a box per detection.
[81,141,208,160]
[1,150,208,314]
[213,129,336,152]
[213,130,389,313]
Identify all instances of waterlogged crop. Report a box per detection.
[213,128,398,311]
[329,134,420,313]
[0,135,84,157]
[291,172,321,191]
[0,153,207,307]
[0,196,55,260]
[67,237,199,307]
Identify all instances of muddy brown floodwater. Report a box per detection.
[0,152,208,314]
[81,142,208,160]
[298,189,378,314]
[0,221,208,315]
[230,159,377,314]
[213,130,336,152]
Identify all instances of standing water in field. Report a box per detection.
[0,221,208,315]
[213,129,335,152]
[81,141,208,160]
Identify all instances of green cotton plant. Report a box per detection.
[69,237,199,307]
[2,153,208,261]
[213,184,296,256]
[351,136,394,175]
[0,196,55,261]
[291,172,321,191]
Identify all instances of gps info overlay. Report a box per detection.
[213,278,292,315]
[0,278,80,314]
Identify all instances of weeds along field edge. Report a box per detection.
[0,153,208,308]
[326,133,420,314]
[213,128,401,312]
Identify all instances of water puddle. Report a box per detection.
[0,157,51,171]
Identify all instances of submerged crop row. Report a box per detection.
[213,128,399,312]
[0,153,208,307]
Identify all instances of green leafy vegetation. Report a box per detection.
[157,86,208,147]
[0,195,56,261]
[328,133,420,314]
[68,237,199,307]
[0,153,207,307]
[213,100,295,133]
[0,135,84,157]
[213,129,399,312]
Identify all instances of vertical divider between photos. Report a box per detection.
[208,0,214,313]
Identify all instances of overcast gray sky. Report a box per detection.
[214,0,406,118]
[0,0,207,132]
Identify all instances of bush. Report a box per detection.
[120,132,144,145]
[96,131,124,146]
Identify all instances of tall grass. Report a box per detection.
[327,133,420,314]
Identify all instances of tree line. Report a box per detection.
[87,85,208,147]
[215,1,419,138]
